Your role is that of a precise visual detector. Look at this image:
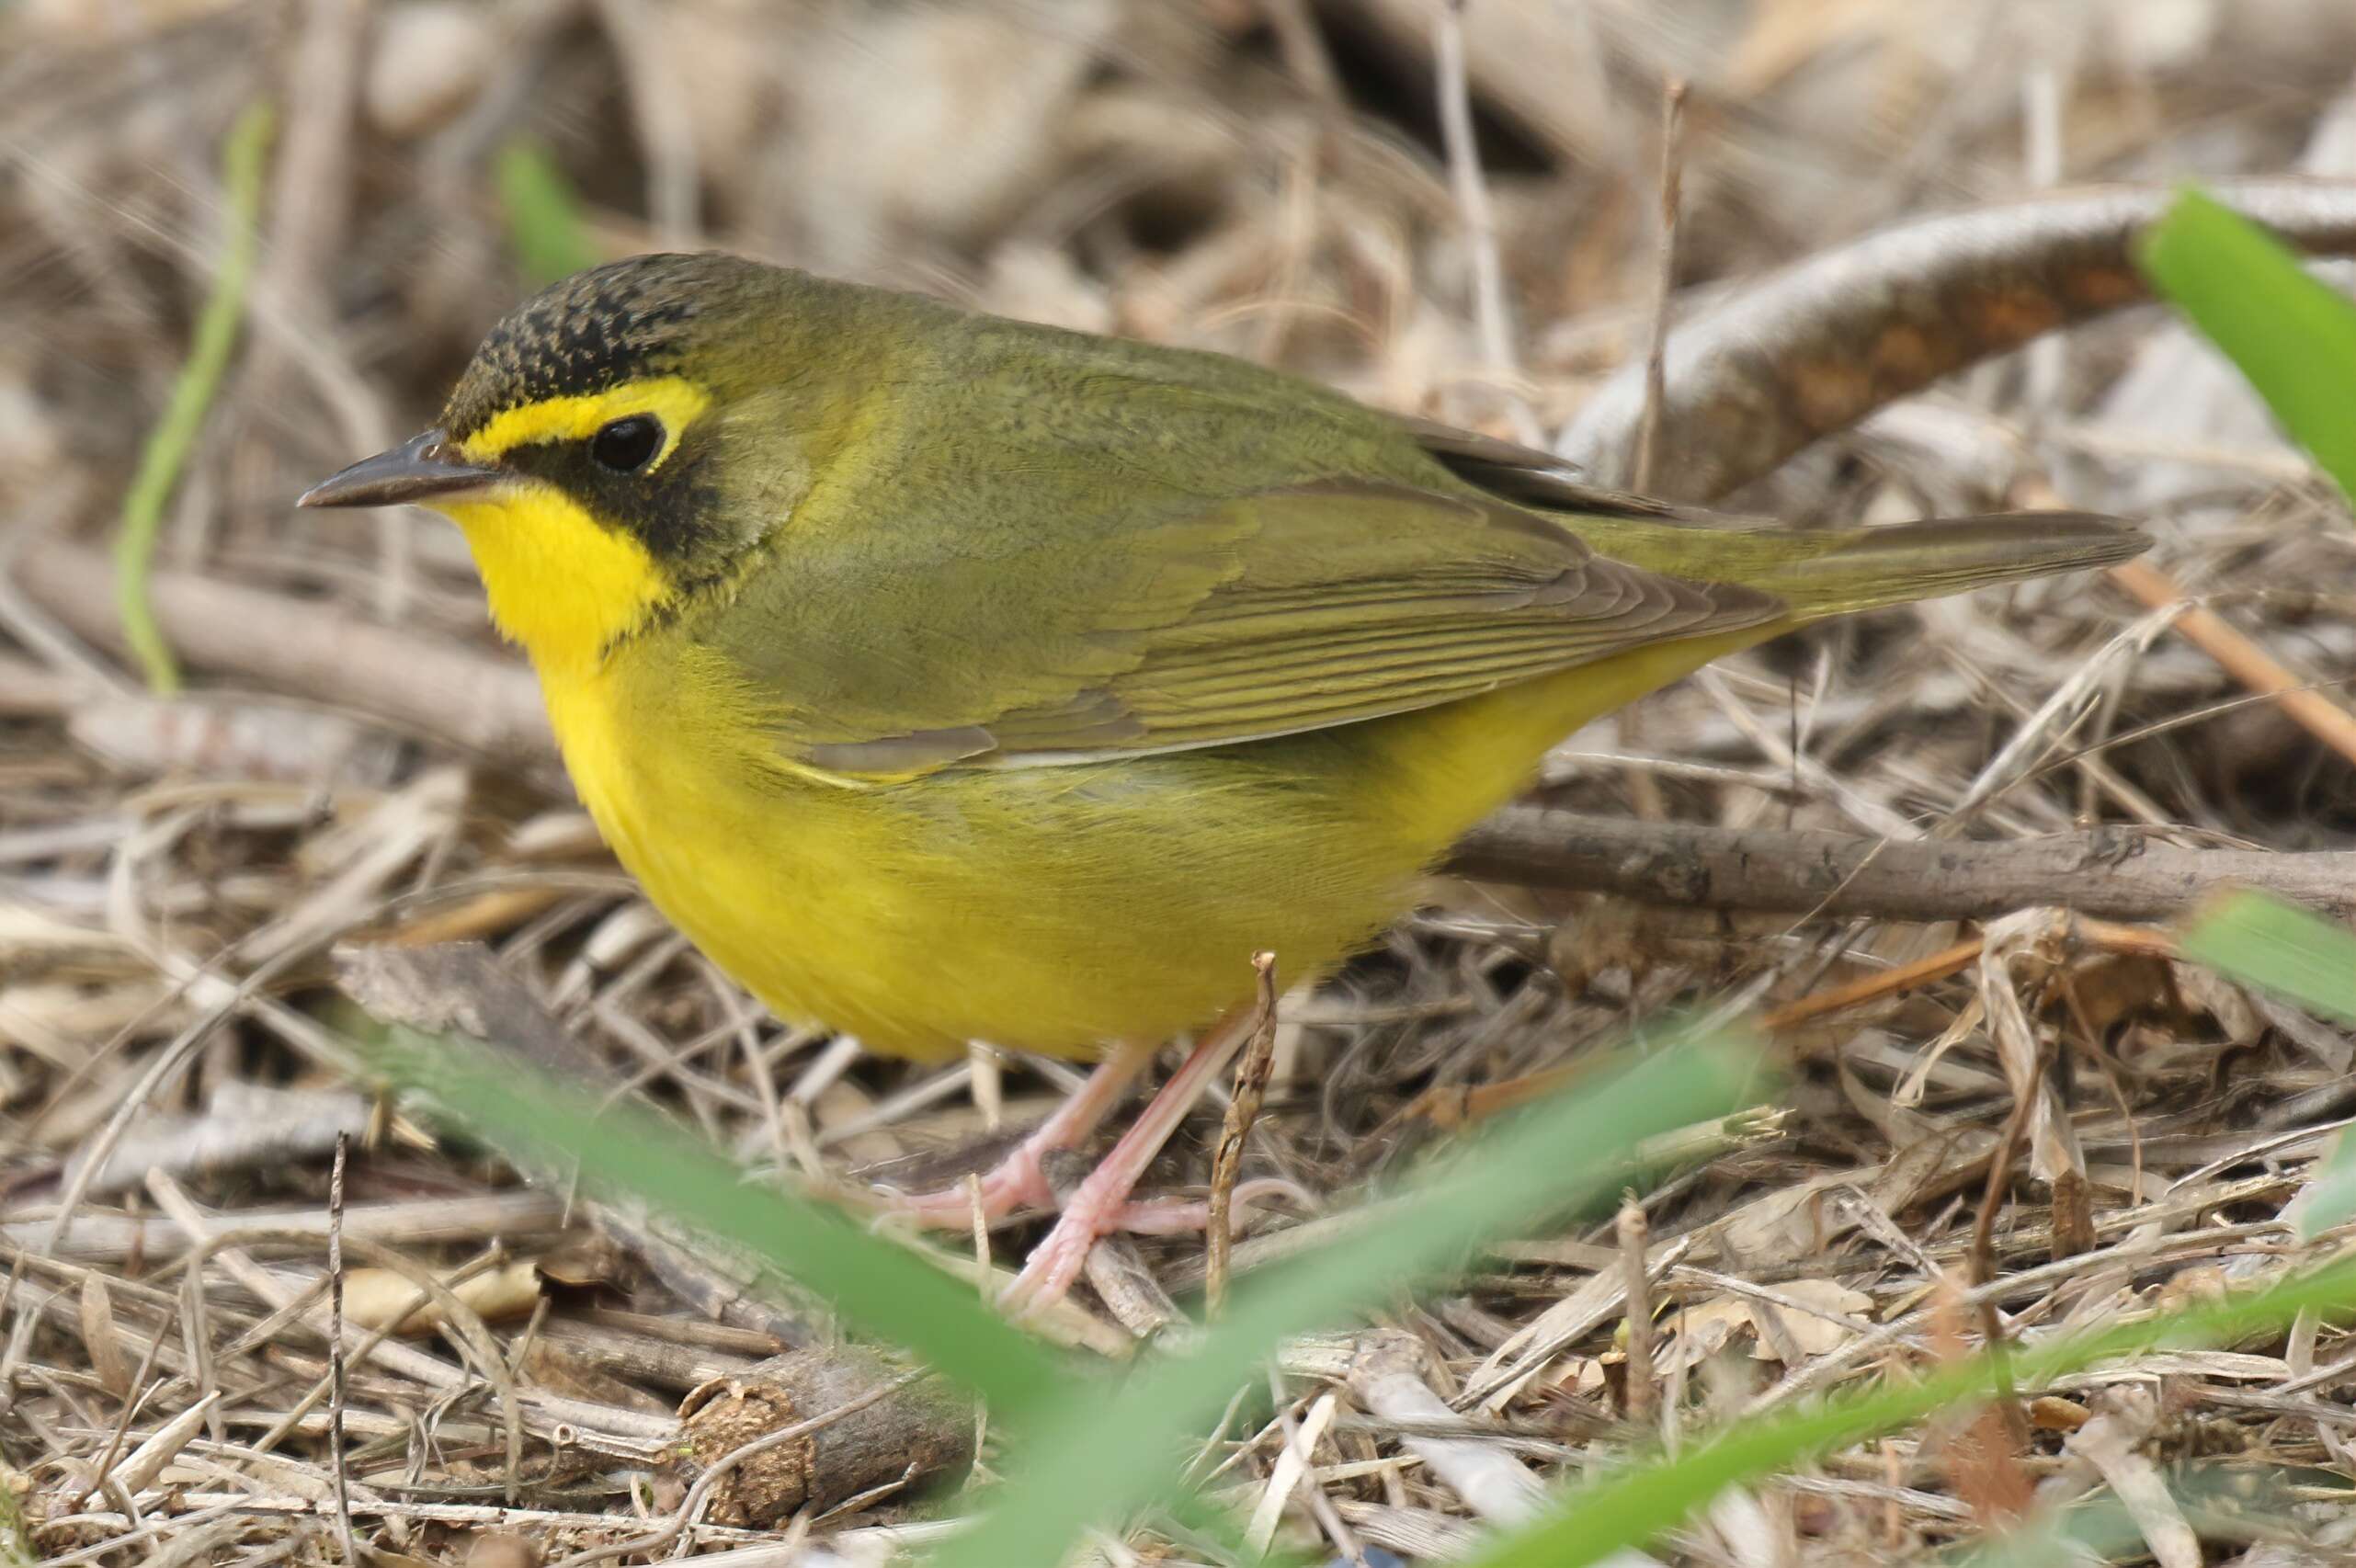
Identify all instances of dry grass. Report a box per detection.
[6,2,2356,1563]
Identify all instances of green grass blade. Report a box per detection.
[2179,890,2356,1234]
[2179,889,2356,1026]
[2138,185,2356,510]
[927,1032,1763,1568]
[370,1026,1069,1416]
[497,137,602,286]
[1460,1253,2356,1568]
[115,101,275,694]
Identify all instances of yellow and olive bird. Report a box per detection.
[304,253,2143,1301]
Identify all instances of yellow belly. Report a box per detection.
[537,627,1773,1062]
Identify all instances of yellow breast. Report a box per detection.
[529,623,1768,1065]
[529,636,1434,1062]
[536,646,876,1036]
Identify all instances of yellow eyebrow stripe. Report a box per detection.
[458,376,712,467]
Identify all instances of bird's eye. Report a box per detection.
[589,415,664,474]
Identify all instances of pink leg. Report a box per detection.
[1001,1003,1264,1313]
[867,1042,1157,1226]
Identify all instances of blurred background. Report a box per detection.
[10,0,2356,1216]
[12,0,2356,565]
[14,2,2356,1561]
[12,0,2356,1288]
[7,0,2356,892]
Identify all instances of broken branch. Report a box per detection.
[1451,810,2356,922]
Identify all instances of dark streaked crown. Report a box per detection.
[441,253,740,438]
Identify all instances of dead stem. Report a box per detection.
[1454,811,2356,921]
[1432,0,1541,447]
[325,1131,357,1562]
[1618,1199,1655,1429]
[1630,78,1690,494]
[1968,1048,2046,1449]
[1205,951,1280,1319]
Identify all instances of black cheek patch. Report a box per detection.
[503,434,722,565]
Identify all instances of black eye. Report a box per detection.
[589,415,664,473]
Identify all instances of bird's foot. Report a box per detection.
[866,1041,1162,1228]
[867,1142,1062,1227]
[997,1173,1306,1312]
[870,1133,1303,1235]
[870,963,1290,1314]
[998,990,1279,1314]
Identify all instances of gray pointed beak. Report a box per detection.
[299,429,503,508]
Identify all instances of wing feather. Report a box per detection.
[728,476,1783,778]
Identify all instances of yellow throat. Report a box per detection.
[441,376,713,676]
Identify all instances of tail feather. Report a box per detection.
[1758,511,2148,619]
[1555,506,2146,621]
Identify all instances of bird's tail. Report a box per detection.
[1756,511,2147,619]
[1565,508,2148,620]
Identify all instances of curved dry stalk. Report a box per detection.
[1561,179,2356,500]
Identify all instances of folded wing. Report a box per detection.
[716,477,1784,780]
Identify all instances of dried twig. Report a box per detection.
[590,0,700,248]
[1246,1385,1340,1555]
[18,540,555,767]
[68,1293,176,1510]
[252,0,411,619]
[1968,1050,2047,1446]
[1618,1200,1656,1427]
[254,0,361,374]
[1433,0,1541,447]
[964,1172,990,1300]
[1631,79,1690,493]
[326,1132,359,1564]
[97,1395,218,1506]
[1758,939,1982,1033]
[59,1083,369,1197]
[2107,555,2356,772]
[75,1273,128,1399]
[2009,473,2356,776]
[1452,811,2356,921]
[1205,952,1280,1318]
[5,1191,566,1264]
[1263,0,1341,105]
[1349,1332,1545,1523]
[333,941,814,1346]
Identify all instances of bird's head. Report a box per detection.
[303,252,857,675]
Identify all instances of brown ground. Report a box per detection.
[7,2,2356,1563]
